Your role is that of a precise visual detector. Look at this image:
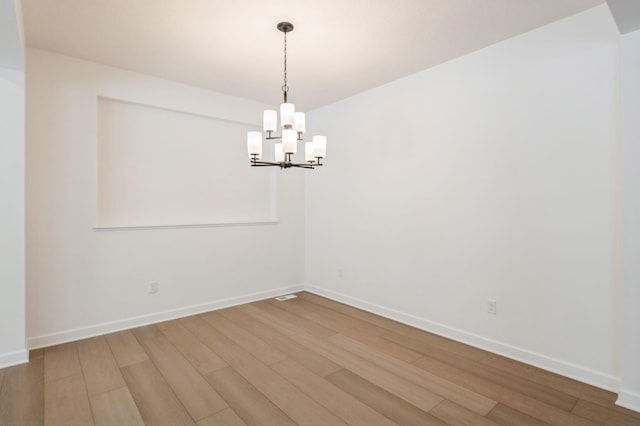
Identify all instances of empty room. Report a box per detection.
[1,0,639,424]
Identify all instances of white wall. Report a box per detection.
[0,0,26,368]
[306,5,621,390]
[617,28,640,411]
[26,49,306,348]
[0,66,26,367]
[96,97,274,228]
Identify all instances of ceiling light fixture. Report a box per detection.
[247,22,327,169]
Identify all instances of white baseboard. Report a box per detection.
[0,349,29,369]
[305,284,620,393]
[27,284,304,350]
[616,389,640,413]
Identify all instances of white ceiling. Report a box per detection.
[21,0,605,110]
[607,0,640,33]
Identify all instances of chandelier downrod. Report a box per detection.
[246,22,327,170]
[278,22,292,104]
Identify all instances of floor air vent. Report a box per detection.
[275,294,298,301]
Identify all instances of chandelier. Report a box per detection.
[247,22,327,169]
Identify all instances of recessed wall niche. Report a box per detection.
[96,97,274,229]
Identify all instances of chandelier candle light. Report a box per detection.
[247,22,327,169]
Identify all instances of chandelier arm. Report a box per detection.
[250,161,281,167]
[249,159,316,169]
[289,163,316,169]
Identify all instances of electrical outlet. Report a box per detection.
[338,268,343,278]
[149,281,159,294]
[487,299,497,315]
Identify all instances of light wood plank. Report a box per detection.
[298,292,487,360]
[274,297,436,363]
[269,297,391,337]
[105,330,149,367]
[271,358,396,426]
[0,356,44,424]
[381,324,489,361]
[202,312,287,365]
[251,300,337,338]
[481,353,624,411]
[30,348,45,361]
[121,359,195,425]
[219,306,342,377]
[141,335,227,421]
[326,369,446,425]
[413,356,598,426]
[291,296,424,362]
[239,304,302,336]
[183,315,347,426]
[89,386,144,426]
[44,373,94,426]
[131,324,162,342]
[204,366,295,426]
[346,331,423,363]
[572,399,640,426]
[328,333,496,415]
[2,295,636,426]
[291,332,444,412]
[44,342,81,382]
[297,292,437,338]
[487,403,551,426]
[269,297,408,362]
[386,332,578,411]
[198,408,247,426]
[77,336,125,395]
[431,400,500,426]
[157,320,227,374]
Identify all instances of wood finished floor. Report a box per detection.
[1,292,639,425]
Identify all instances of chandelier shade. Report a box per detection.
[247,22,327,169]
